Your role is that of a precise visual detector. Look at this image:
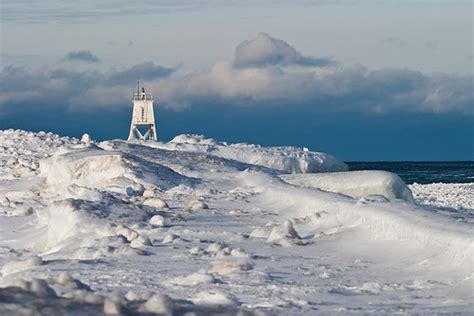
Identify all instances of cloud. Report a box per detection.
[65,50,100,63]
[150,62,473,114]
[0,62,175,111]
[0,34,472,116]
[234,33,334,68]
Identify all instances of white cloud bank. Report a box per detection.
[1,34,472,115]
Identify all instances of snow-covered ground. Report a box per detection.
[0,129,472,315]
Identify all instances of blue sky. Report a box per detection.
[0,0,472,160]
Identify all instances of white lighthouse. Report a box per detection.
[127,82,157,141]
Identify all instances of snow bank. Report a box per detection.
[241,171,474,264]
[144,134,348,173]
[281,170,414,202]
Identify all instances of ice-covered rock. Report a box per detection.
[281,170,414,202]
[115,225,139,242]
[139,293,174,315]
[143,198,169,209]
[206,242,227,254]
[210,257,254,275]
[149,214,167,227]
[142,187,159,198]
[162,233,179,244]
[10,205,34,216]
[169,272,215,286]
[266,220,303,247]
[185,199,209,211]
[192,290,240,307]
[130,235,152,248]
[103,298,122,314]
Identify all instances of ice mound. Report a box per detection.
[40,146,192,195]
[148,134,348,173]
[281,170,414,202]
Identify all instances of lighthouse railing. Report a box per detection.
[133,92,153,101]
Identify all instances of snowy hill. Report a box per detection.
[0,129,472,314]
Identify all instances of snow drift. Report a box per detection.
[241,171,473,264]
[146,134,348,174]
[281,170,414,202]
[39,146,193,196]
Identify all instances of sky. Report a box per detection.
[0,0,473,161]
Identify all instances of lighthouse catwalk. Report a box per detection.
[128,82,157,141]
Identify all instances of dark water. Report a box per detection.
[346,161,474,185]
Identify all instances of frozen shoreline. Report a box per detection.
[0,129,472,314]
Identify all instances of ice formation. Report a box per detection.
[148,134,349,173]
[281,170,414,202]
[0,129,472,314]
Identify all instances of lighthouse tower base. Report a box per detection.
[128,125,157,141]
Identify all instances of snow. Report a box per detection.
[147,134,349,174]
[0,129,472,314]
[281,170,414,202]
